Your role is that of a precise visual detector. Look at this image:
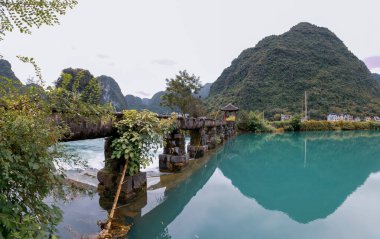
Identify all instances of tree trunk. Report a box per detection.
[99,158,128,238]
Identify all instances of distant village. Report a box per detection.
[280,114,380,122]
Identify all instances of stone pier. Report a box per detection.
[159,130,189,171]
[159,117,237,171]
[97,137,147,200]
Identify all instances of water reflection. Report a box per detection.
[128,131,380,238]
[219,132,380,223]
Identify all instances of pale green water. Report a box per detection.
[58,131,380,238]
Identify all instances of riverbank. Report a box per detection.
[271,120,380,132]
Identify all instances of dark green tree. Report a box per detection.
[56,69,103,105]
[161,70,202,116]
[0,81,71,238]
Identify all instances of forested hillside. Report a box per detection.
[0,59,22,85]
[207,22,380,119]
[97,75,127,111]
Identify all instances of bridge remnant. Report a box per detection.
[97,137,147,200]
[159,117,236,171]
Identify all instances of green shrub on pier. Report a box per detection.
[111,110,177,175]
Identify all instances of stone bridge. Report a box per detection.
[96,115,237,200]
[59,112,237,200]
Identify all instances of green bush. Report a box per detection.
[270,115,301,131]
[238,111,275,133]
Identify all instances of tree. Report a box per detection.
[0,0,77,41]
[0,0,78,80]
[0,81,71,238]
[161,70,203,116]
[100,110,176,237]
[0,73,112,237]
[56,69,103,105]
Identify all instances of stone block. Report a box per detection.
[170,155,187,163]
[159,154,169,170]
[187,145,208,158]
[97,169,115,188]
[132,172,147,190]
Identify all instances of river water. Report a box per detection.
[58,131,380,239]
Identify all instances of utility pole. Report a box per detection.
[304,91,308,121]
[304,138,307,168]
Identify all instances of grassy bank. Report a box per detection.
[237,111,380,133]
[272,120,380,132]
[300,120,380,131]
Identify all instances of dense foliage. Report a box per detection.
[161,70,207,117]
[55,68,102,104]
[0,81,77,238]
[373,73,380,85]
[237,111,275,133]
[111,110,176,176]
[207,22,380,119]
[272,115,302,131]
[55,68,130,111]
[1,71,112,237]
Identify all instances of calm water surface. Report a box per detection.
[58,131,380,239]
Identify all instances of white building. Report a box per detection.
[327,113,339,121]
[327,113,354,122]
[281,114,292,121]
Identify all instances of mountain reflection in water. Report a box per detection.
[128,131,380,239]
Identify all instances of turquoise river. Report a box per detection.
[57,131,380,239]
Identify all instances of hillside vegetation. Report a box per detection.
[125,91,170,114]
[0,59,22,85]
[207,22,380,119]
[373,73,380,84]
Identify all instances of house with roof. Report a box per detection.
[327,113,354,122]
[327,113,339,121]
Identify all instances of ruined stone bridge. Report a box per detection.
[59,113,233,141]
[58,110,237,201]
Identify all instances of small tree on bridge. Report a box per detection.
[161,70,206,117]
[100,110,176,237]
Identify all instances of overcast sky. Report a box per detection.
[1,0,380,97]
